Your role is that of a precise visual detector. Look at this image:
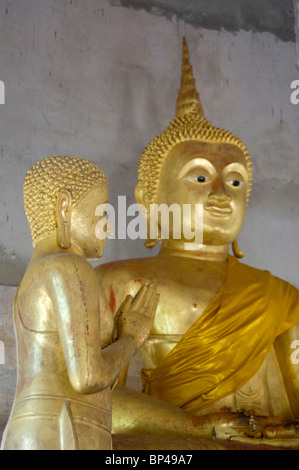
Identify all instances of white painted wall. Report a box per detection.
[0,0,298,290]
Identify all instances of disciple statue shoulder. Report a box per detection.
[1,156,159,450]
[97,38,299,449]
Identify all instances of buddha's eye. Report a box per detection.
[186,173,211,184]
[197,176,207,183]
[228,180,242,187]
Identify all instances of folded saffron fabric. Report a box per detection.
[142,256,299,413]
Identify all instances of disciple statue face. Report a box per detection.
[69,185,109,259]
[155,141,249,246]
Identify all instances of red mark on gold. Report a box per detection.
[109,287,116,313]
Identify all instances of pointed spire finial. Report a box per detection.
[175,37,204,119]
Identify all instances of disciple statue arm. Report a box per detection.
[48,253,158,394]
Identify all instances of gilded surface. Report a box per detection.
[96,39,299,449]
[2,36,299,450]
[1,156,159,450]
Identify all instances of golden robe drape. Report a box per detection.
[142,256,299,414]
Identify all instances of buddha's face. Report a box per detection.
[70,185,109,259]
[155,141,249,246]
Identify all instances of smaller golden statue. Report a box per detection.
[1,156,159,450]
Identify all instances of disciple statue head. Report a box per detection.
[23,155,109,259]
[135,38,253,257]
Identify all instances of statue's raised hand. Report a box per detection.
[112,284,159,350]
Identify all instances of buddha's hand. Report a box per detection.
[112,284,159,350]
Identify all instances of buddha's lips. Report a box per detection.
[205,204,233,216]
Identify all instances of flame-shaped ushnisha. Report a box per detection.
[175,37,204,119]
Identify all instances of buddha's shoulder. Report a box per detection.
[235,258,299,293]
[20,253,96,293]
[36,252,95,275]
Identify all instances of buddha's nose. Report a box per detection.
[209,178,230,201]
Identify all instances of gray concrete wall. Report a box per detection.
[0,286,17,441]
[296,1,299,67]
[0,0,298,443]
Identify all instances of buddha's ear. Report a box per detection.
[135,183,157,249]
[135,183,144,206]
[135,183,148,219]
[56,190,72,248]
[57,190,72,222]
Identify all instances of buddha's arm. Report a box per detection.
[49,255,156,394]
[112,385,214,439]
[112,385,299,448]
[274,324,299,418]
[111,386,292,443]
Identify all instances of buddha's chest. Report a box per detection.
[139,266,226,370]
[151,269,225,336]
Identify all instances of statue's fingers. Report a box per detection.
[132,284,150,309]
[147,291,160,318]
[116,294,133,317]
[137,284,158,315]
[113,295,133,342]
[136,284,157,312]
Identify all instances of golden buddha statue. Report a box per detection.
[0,156,159,450]
[97,39,299,449]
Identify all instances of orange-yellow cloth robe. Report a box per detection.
[142,256,299,413]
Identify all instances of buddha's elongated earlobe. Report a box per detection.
[58,219,71,249]
[135,183,157,249]
[232,239,244,259]
[145,212,157,249]
[145,238,157,249]
[56,190,72,249]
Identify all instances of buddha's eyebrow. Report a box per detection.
[223,163,249,180]
[177,158,216,179]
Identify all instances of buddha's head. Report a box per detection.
[135,38,252,256]
[24,156,109,259]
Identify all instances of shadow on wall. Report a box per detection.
[109,0,297,42]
